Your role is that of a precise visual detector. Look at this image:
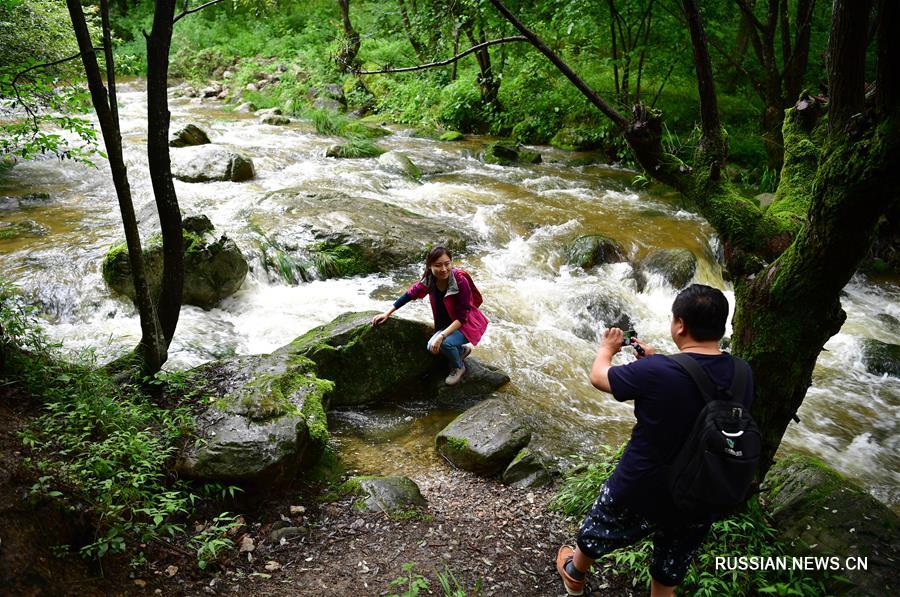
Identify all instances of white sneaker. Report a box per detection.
[445,365,466,385]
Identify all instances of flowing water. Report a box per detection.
[1,83,898,508]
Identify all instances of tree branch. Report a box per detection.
[734,0,766,31]
[353,36,526,74]
[488,0,629,129]
[173,0,225,24]
[682,0,726,163]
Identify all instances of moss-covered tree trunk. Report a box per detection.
[336,0,361,73]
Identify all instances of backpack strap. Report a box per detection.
[669,352,748,405]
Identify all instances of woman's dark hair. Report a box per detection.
[422,246,452,281]
[671,284,729,341]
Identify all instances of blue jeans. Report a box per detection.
[440,330,468,369]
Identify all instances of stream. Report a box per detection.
[1,82,897,510]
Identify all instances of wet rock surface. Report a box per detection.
[171,144,255,182]
[435,396,532,476]
[637,247,697,290]
[168,123,211,147]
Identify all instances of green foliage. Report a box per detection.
[436,566,482,596]
[388,562,430,597]
[550,444,829,596]
[1,287,235,563]
[0,0,102,164]
[189,512,242,570]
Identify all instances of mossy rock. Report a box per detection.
[176,354,332,482]
[260,114,291,125]
[435,397,531,476]
[567,235,627,270]
[377,151,422,180]
[439,131,464,142]
[0,219,46,240]
[101,217,248,309]
[861,338,900,377]
[763,454,899,596]
[344,121,391,138]
[171,144,254,182]
[276,312,437,408]
[343,475,427,514]
[169,123,211,147]
[251,190,470,274]
[636,248,697,290]
[550,127,603,151]
[501,447,552,488]
[483,141,541,166]
[326,141,383,159]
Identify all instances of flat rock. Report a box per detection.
[250,190,470,274]
[344,476,427,514]
[435,397,531,476]
[764,455,899,596]
[172,144,255,182]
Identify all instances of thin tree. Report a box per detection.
[488,0,898,480]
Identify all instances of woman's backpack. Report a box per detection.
[666,353,760,520]
[456,269,483,307]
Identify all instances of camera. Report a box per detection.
[621,329,646,356]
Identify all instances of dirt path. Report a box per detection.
[146,469,634,596]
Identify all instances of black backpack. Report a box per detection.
[666,353,761,519]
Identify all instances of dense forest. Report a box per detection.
[1,0,898,595]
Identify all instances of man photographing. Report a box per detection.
[557,284,757,596]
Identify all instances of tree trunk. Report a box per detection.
[398,0,426,62]
[146,0,183,347]
[66,0,166,374]
[827,0,871,130]
[336,0,361,72]
[464,25,501,111]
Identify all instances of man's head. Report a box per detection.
[670,284,729,344]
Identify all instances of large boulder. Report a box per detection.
[378,151,421,180]
[171,144,255,182]
[567,235,626,270]
[274,311,435,408]
[343,476,427,514]
[861,338,900,377]
[101,214,248,309]
[763,455,899,596]
[431,359,510,405]
[169,124,211,147]
[176,354,331,482]
[572,294,634,343]
[435,397,531,476]
[875,313,900,334]
[249,190,470,275]
[637,248,697,290]
[483,141,541,166]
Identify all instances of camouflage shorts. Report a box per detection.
[576,482,710,586]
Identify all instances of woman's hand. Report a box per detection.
[429,333,444,354]
[372,311,391,326]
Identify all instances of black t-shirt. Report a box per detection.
[433,286,452,331]
[606,352,755,519]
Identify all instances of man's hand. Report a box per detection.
[631,338,655,359]
[601,327,625,355]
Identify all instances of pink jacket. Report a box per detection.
[404,269,489,345]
